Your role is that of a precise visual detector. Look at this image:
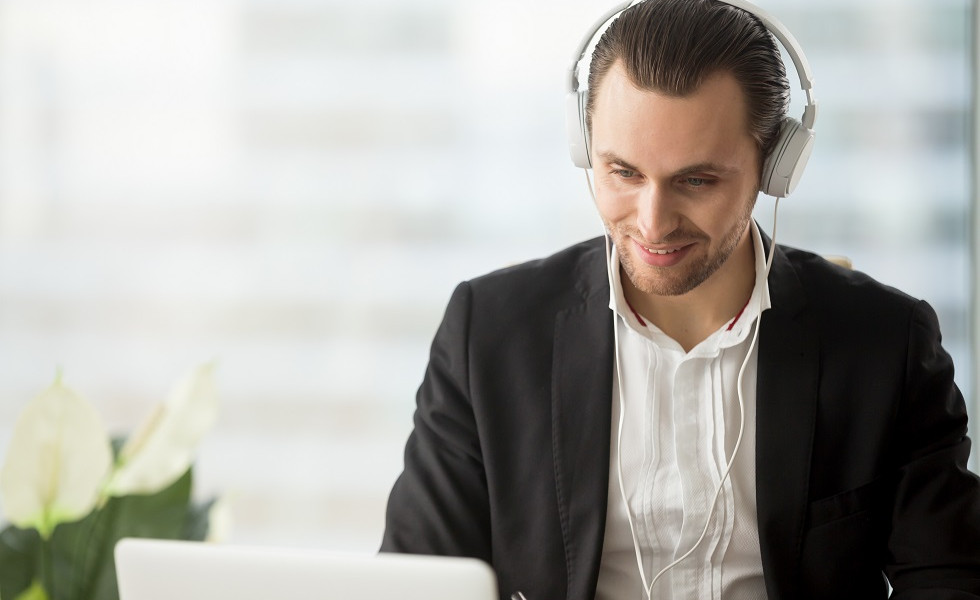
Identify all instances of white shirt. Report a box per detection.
[595,221,771,600]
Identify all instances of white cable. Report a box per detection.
[642,195,780,598]
[584,169,650,595]
[586,166,782,599]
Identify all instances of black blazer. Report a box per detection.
[381,235,980,600]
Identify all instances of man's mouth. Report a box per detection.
[642,246,684,255]
[631,239,694,267]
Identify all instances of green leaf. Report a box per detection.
[12,581,48,600]
[42,468,197,600]
[44,502,113,600]
[181,498,216,542]
[111,465,194,537]
[0,526,41,600]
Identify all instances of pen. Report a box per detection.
[510,593,528,600]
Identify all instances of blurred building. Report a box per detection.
[0,0,973,551]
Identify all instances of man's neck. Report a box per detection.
[624,227,756,353]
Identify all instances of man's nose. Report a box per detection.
[635,183,679,243]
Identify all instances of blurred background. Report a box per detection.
[0,0,974,551]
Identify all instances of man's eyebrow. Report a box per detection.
[596,152,640,171]
[674,162,740,177]
[597,152,739,177]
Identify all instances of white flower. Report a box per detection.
[104,363,219,497]
[0,375,113,538]
[205,496,233,543]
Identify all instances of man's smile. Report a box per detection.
[631,239,695,267]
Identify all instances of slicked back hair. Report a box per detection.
[586,0,790,167]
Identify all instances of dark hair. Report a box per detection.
[586,0,790,163]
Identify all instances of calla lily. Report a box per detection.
[103,363,218,497]
[0,375,113,538]
[205,496,232,543]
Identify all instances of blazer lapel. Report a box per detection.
[547,235,821,600]
[551,243,615,600]
[756,241,819,600]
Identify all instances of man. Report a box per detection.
[380,1,980,599]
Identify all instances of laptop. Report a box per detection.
[115,538,499,600]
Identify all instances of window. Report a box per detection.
[0,0,972,549]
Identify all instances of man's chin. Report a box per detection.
[623,264,706,298]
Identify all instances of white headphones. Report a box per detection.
[566,0,817,198]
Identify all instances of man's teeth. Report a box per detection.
[645,247,680,255]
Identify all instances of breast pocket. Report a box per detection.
[807,477,884,529]
[799,479,890,599]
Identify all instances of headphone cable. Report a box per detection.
[588,169,782,599]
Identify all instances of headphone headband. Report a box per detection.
[566,0,817,197]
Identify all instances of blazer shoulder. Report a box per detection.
[465,236,609,307]
[778,244,923,317]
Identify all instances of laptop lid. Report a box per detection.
[114,538,499,600]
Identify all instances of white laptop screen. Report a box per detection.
[115,538,498,600]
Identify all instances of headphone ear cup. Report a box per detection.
[566,91,592,168]
[760,116,815,197]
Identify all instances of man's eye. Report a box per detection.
[613,169,636,178]
[686,177,707,187]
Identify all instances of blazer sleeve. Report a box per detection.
[379,282,493,561]
[886,300,980,598]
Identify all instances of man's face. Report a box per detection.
[590,62,761,299]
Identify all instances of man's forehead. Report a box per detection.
[590,64,756,167]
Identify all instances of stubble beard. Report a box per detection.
[612,205,755,298]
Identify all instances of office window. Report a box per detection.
[0,0,972,550]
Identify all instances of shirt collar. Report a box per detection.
[607,220,772,351]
